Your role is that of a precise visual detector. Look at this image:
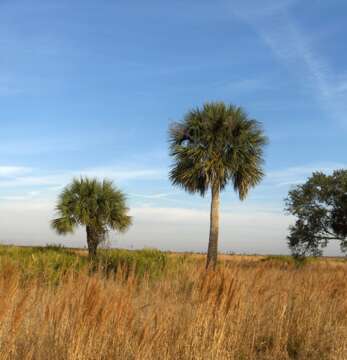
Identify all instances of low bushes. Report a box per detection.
[0,245,168,283]
[96,248,168,278]
[0,245,86,284]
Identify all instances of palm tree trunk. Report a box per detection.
[206,183,220,270]
[86,225,98,258]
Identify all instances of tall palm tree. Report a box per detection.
[169,102,267,269]
[51,177,132,257]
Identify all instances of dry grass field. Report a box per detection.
[0,246,346,359]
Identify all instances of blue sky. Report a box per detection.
[0,0,346,254]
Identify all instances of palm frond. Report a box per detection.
[169,101,268,198]
[52,177,132,238]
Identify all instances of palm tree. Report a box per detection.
[169,102,267,269]
[51,177,132,257]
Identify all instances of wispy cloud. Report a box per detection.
[81,167,164,182]
[260,23,347,127]
[0,166,31,177]
[129,193,172,199]
[0,164,165,191]
[0,191,40,201]
[231,0,347,128]
[265,162,347,187]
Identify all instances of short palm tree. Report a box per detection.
[169,102,267,269]
[51,177,132,257]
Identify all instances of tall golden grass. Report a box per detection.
[0,256,346,359]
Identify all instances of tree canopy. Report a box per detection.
[286,170,347,256]
[51,177,132,256]
[169,102,267,199]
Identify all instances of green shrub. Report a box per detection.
[0,245,86,284]
[0,245,168,283]
[96,248,168,278]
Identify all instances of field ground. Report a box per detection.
[0,244,346,359]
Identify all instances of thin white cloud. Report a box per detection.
[131,206,208,223]
[0,165,165,189]
[0,166,31,177]
[265,162,347,187]
[260,21,347,127]
[81,167,164,182]
[231,1,347,128]
[0,191,40,201]
[129,193,173,199]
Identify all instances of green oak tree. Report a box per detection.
[169,102,267,269]
[52,177,132,257]
[286,170,347,257]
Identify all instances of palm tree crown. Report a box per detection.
[52,177,132,256]
[169,102,267,268]
[169,102,267,199]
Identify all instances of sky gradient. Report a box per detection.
[1,0,346,255]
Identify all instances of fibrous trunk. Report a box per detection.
[86,225,99,258]
[206,183,220,270]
